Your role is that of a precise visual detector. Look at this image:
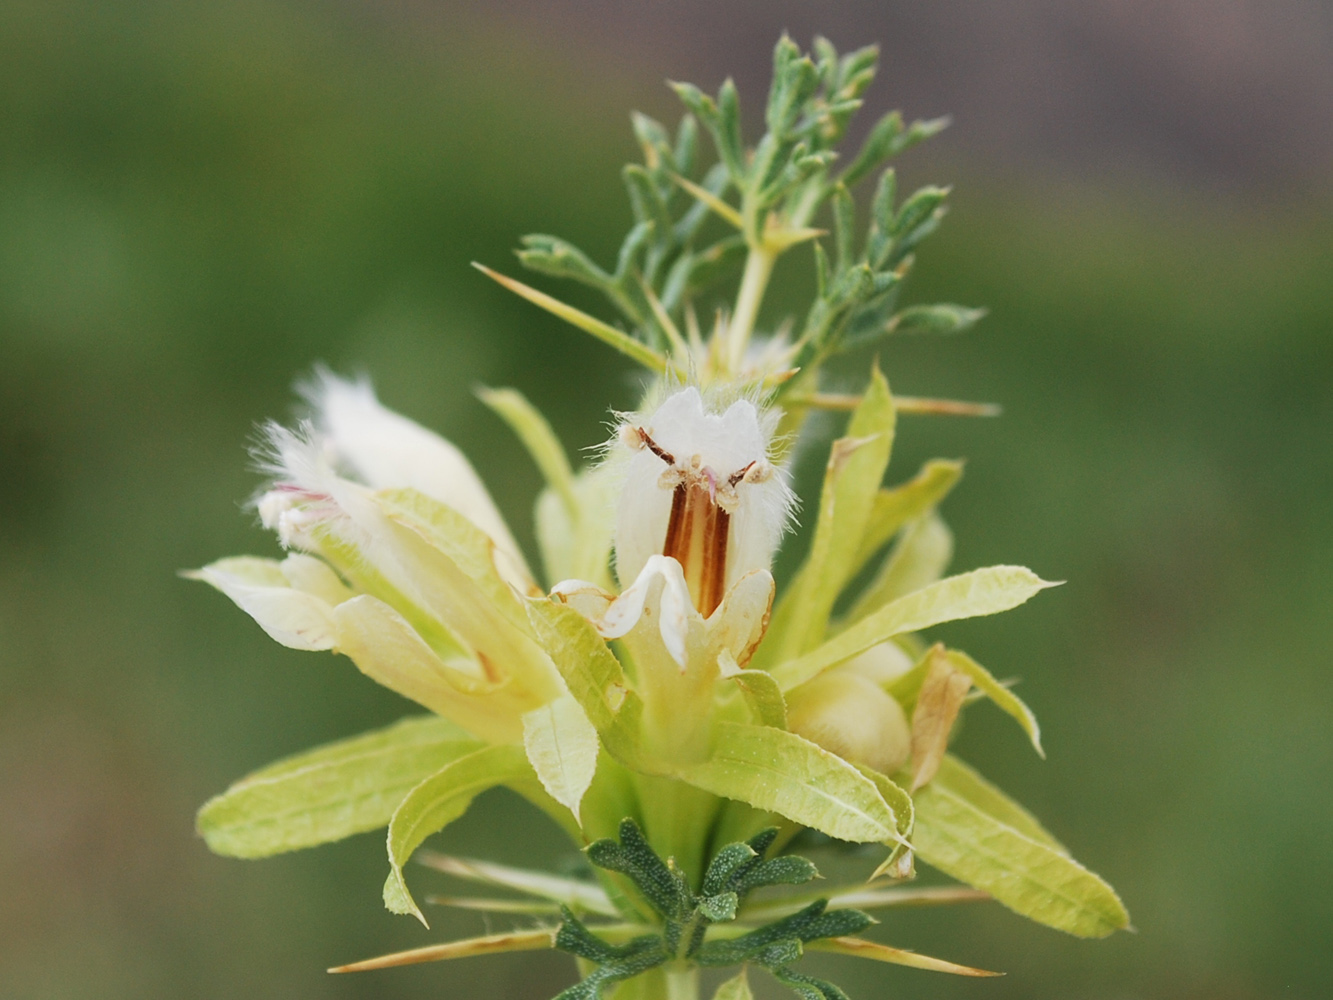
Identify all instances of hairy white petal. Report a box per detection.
[611,386,794,593]
[304,371,534,591]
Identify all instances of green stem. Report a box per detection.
[633,774,720,891]
[611,964,699,1000]
[726,245,776,373]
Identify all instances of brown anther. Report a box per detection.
[632,426,676,466]
[728,461,758,487]
[657,468,684,490]
[743,461,773,485]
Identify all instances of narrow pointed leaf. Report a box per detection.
[744,885,988,921]
[849,513,954,621]
[197,716,482,858]
[851,460,963,571]
[770,366,895,658]
[922,755,1066,854]
[416,851,619,915]
[774,567,1059,691]
[669,171,744,229]
[910,756,1128,937]
[329,928,554,973]
[808,936,1001,977]
[474,263,668,373]
[887,303,986,336]
[856,765,914,872]
[479,386,578,518]
[383,744,532,924]
[944,649,1043,757]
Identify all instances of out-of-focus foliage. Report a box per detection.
[0,2,1329,999]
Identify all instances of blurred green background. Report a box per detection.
[1,2,1329,998]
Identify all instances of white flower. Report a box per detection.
[193,372,562,744]
[611,386,794,615]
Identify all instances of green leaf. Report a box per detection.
[522,694,600,822]
[849,459,963,572]
[839,111,903,188]
[769,366,895,659]
[517,234,613,291]
[197,715,483,859]
[742,885,987,922]
[586,819,690,920]
[680,722,902,845]
[729,667,788,729]
[856,765,914,869]
[846,511,954,622]
[712,970,754,1000]
[478,386,577,518]
[943,649,1044,757]
[909,756,1128,937]
[526,598,650,771]
[383,743,532,924]
[774,566,1059,691]
[923,755,1066,854]
[887,303,986,336]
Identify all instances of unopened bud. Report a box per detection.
[786,671,910,775]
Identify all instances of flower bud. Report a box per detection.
[786,671,911,775]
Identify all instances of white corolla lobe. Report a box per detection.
[611,387,794,617]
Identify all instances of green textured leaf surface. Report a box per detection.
[775,566,1058,691]
[522,694,600,822]
[771,364,895,658]
[526,598,649,770]
[681,722,900,845]
[197,715,482,858]
[383,743,531,924]
[910,756,1127,937]
[944,649,1044,757]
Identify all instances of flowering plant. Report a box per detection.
[191,36,1127,1000]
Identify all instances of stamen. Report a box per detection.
[632,426,676,466]
[727,461,758,487]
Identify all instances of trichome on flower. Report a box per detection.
[189,33,1128,1000]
